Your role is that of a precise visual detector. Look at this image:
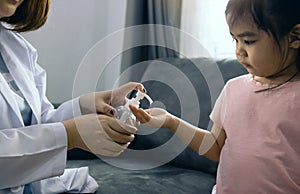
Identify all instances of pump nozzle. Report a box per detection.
[134,90,153,106]
[115,86,153,126]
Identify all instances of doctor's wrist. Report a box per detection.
[79,93,99,115]
[62,120,76,150]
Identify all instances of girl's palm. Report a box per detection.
[131,106,169,129]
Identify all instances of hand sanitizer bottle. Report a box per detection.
[114,89,153,126]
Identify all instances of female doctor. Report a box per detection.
[0,0,140,193]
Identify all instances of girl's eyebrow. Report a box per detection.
[230,31,257,38]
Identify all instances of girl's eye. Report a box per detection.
[244,40,256,45]
[232,37,256,45]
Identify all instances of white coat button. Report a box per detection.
[10,186,22,193]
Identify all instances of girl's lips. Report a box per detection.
[241,62,251,68]
[9,0,21,5]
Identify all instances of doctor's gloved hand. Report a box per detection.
[62,114,137,157]
[79,82,144,116]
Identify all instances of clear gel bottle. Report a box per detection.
[114,89,153,126]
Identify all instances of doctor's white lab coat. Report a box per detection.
[0,24,97,193]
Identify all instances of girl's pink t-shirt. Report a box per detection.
[210,74,300,194]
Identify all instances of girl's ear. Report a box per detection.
[289,24,300,49]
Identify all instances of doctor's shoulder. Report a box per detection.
[1,23,38,62]
[0,22,36,51]
[7,27,36,53]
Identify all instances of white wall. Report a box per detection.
[23,0,127,103]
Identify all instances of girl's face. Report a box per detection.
[0,0,24,19]
[228,17,297,80]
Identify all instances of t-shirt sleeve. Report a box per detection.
[210,85,227,129]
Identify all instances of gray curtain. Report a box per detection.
[120,0,182,82]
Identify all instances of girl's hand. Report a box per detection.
[79,82,144,116]
[130,106,176,129]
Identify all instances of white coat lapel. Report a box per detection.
[3,51,41,124]
[0,32,41,124]
[0,74,24,126]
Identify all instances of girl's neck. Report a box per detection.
[253,64,299,85]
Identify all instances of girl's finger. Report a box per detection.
[129,105,150,123]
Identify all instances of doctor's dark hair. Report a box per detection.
[0,0,50,32]
[225,0,300,69]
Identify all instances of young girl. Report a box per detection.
[0,0,141,193]
[130,0,300,193]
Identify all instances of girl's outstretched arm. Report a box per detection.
[130,106,226,161]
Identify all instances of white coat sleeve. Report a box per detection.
[0,123,67,189]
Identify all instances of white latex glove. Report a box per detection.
[79,82,144,116]
[63,114,137,157]
[110,82,145,108]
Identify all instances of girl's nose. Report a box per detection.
[235,44,247,58]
